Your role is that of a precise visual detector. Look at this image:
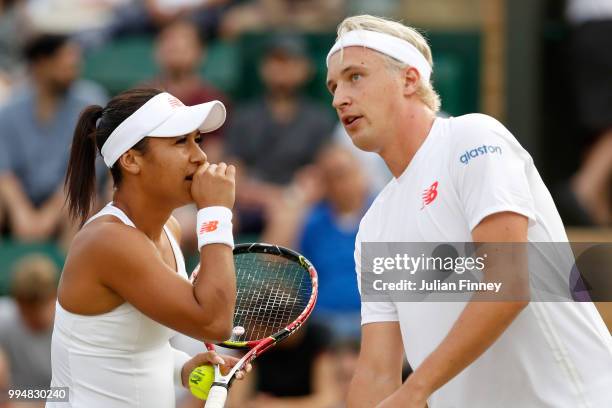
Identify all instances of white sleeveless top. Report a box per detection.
[47,203,191,408]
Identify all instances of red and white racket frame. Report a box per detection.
[202,243,319,408]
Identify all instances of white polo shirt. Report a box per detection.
[355,114,612,407]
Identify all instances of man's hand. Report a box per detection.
[375,376,429,408]
[0,174,66,241]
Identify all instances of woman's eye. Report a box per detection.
[351,73,361,82]
[176,138,187,144]
[195,136,203,144]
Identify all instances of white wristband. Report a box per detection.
[196,206,234,251]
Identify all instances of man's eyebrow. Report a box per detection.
[327,65,364,89]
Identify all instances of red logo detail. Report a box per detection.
[168,96,184,108]
[421,181,439,209]
[199,221,219,234]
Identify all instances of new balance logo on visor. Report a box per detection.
[199,221,219,234]
[421,181,439,209]
[167,95,184,108]
[460,144,502,164]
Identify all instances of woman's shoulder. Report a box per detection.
[69,216,149,261]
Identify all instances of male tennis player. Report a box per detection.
[326,15,612,407]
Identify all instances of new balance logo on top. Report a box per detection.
[459,145,502,165]
[199,221,219,234]
[421,181,439,210]
[168,96,185,108]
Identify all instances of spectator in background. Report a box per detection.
[0,0,28,103]
[0,254,58,393]
[109,0,231,40]
[558,0,612,226]
[263,145,371,341]
[149,19,231,252]
[333,123,391,193]
[151,19,230,164]
[220,0,346,39]
[0,348,9,408]
[227,322,340,408]
[0,34,107,244]
[24,0,125,36]
[225,34,334,233]
[332,340,360,407]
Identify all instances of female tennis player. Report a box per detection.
[46,88,247,408]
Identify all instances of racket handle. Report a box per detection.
[204,385,228,408]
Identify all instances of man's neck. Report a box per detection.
[165,69,198,84]
[34,81,62,124]
[379,103,437,178]
[266,93,298,124]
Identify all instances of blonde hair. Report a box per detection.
[11,254,58,303]
[336,15,441,112]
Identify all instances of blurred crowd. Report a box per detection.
[0,1,390,407]
[0,0,610,407]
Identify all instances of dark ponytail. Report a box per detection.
[64,87,164,225]
[65,105,103,225]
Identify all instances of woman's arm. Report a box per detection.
[82,221,235,342]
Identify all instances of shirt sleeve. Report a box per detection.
[449,115,537,231]
[355,229,399,325]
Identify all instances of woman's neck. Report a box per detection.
[112,190,173,242]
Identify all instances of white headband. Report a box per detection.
[100,92,226,167]
[326,29,432,83]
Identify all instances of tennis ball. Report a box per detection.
[189,364,215,400]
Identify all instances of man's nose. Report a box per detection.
[332,86,351,110]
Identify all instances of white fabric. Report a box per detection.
[356,114,612,407]
[326,29,432,83]
[47,203,191,408]
[101,92,226,167]
[196,206,234,250]
[567,0,612,24]
[155,0,209,13]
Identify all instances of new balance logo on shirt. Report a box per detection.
[421,181,439,209]
[460,144,502,165]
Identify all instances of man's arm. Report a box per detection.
[347,321,405,407]
[0,173,65,240]
[377,211,530,407]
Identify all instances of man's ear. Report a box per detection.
[117,149,143,176]
[402,66,420,97]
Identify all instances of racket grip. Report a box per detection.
[204,385,228,408]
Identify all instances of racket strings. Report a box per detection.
[233,253,312,340]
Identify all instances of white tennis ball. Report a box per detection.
[232,326,245,336]
[189,364,214,400]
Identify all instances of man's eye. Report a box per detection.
[351,73,361,81]
[195,136,203,144]
[176,138,187,144]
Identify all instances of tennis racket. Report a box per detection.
[192,243,318,408]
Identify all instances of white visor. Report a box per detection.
[326,29,432,83]
[100,92,226,167]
